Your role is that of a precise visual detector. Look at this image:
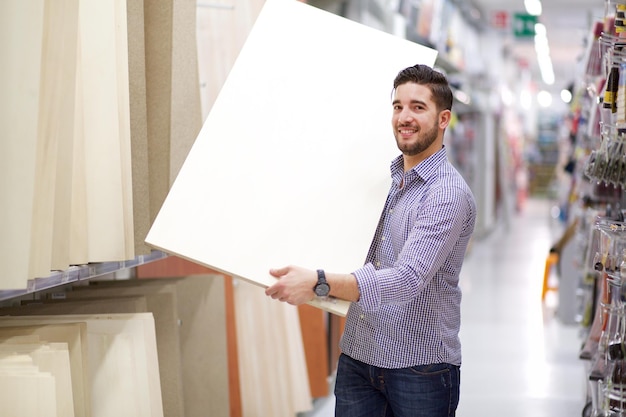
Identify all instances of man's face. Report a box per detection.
[391,82,441,157]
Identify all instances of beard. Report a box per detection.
[395,121,439,156]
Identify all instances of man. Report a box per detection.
[265,64,476,417]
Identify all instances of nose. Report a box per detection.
[398,109,414,124]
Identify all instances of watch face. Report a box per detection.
[314,283,330,297]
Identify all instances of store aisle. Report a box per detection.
[304,198,588,417]
[456,197,587,416]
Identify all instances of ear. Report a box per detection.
[438,109,452,130]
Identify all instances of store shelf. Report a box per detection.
[0,250,168,302]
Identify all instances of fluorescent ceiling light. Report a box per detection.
[537,90,552,108]
[534,23,554,85]
[561,89,572,103]
[520,89,532,110]
[501,86,514,107]
[524,0,542,16]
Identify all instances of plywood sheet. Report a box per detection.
[234,280,312,415]
[65,284,185,417]
[8,296,149,316]
[298,304,329,398]
[145,0,437,316]
[43,0,79,271]
[83,276,230,417]
[0,314,163,417]
[0,342,75,417]
[126,0,152,255]
[175,276,229,417]
[0,355,57,417]
[69,29,89,265]
[143,0,174,225]
[169,0,202,183]
[79,0,134,262]
[0,323,89,417]
[0,0,45,288]
[143,0,202,225]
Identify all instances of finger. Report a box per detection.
[269,266,290,278]
[268,291,281,300]
[264,285,276,297]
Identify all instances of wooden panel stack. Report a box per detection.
[0,0,202,289]
[0,275,228,417]
[0,313,163,417]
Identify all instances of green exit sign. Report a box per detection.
[513,13,538,38]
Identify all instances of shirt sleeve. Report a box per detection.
[353,185,474,312]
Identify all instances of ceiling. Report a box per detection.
[471,0,604,94]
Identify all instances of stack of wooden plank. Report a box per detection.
[0,0,202,290]
[0,274,229,417]
[0,314,163,417]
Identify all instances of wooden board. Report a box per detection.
[136,257,240,417]
[69,39,89,266]
[126,0,152,255]
[83,276,230,417]
[233,280,312,416]
[0,323,90,417]
[143,0,202,226]
[65,283,186,417]
[78,0,134,262]
[0,355,57,417]
[0,0,45,288]
[0,342,75,417]
[43,0,80,272]
[145,0,437,316]
[169,0,202,183]
[0,313,163,417]
[298,304,330,398]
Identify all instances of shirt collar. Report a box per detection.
[390,146,448,184]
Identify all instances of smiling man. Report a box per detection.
[266,64,477,417]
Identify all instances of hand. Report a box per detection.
[265,265,317,305]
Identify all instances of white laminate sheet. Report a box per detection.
[146,0,437,316]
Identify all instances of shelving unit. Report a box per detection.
[0,251,168,304]
[562,2,626,415]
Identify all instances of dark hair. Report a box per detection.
[393,64,453,112]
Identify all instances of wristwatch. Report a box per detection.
[314,269,330,297]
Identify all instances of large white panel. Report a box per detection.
[146,0,437,315]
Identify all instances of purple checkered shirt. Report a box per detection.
[340,146,476,368]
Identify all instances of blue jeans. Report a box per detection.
[334,354,460,417]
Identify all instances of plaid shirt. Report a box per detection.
[340,146,476,368]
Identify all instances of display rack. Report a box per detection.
[0,250,168,302]
[572,2,626,416]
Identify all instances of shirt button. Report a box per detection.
[375,261,381,267]
[389,209,393,213]
[381,236,386,241]
[360,314,365,319]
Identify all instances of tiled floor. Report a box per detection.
[305,198,589,417]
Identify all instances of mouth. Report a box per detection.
[397,126,418,138]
